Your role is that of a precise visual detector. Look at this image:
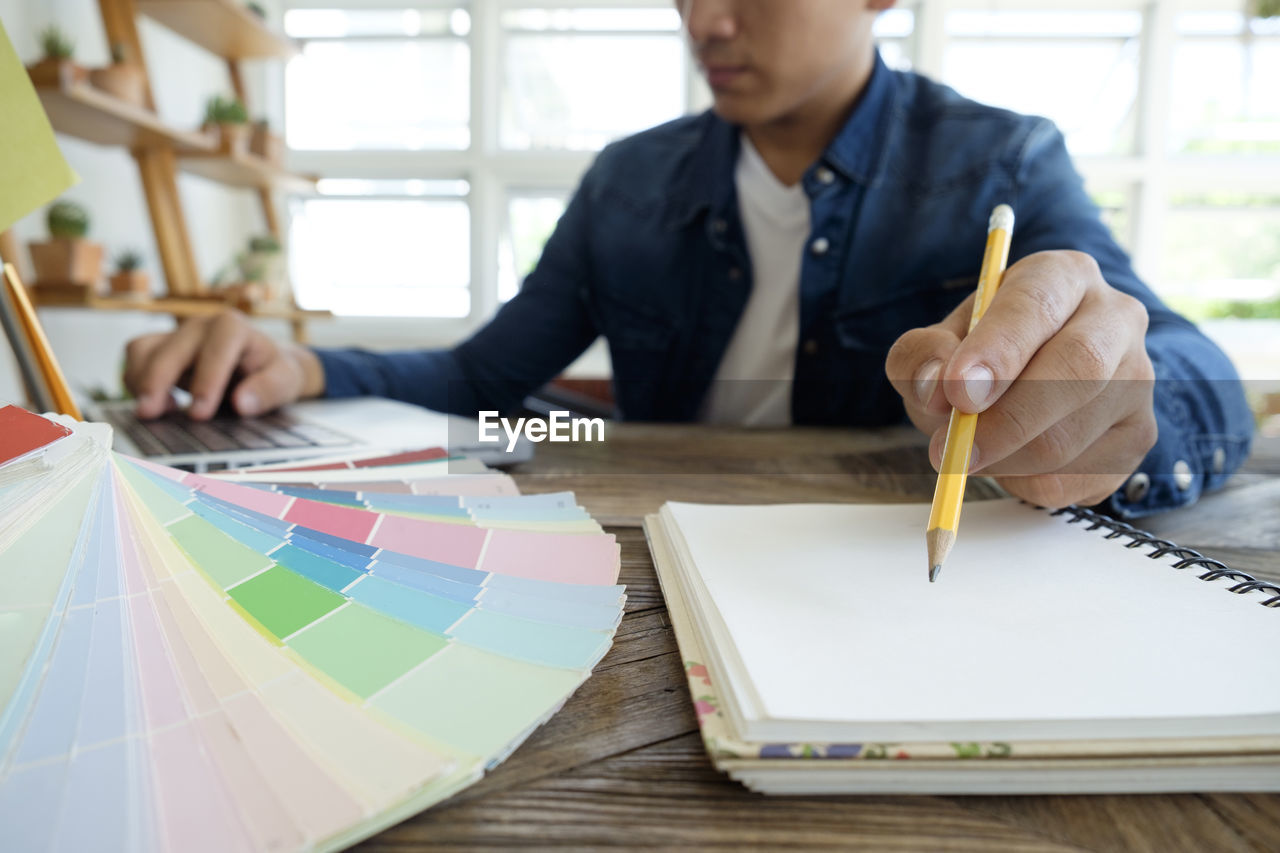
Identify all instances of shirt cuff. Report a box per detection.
[312,347,371,399]
[1107,379,1251,519]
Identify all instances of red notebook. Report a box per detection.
[0,404,72,466]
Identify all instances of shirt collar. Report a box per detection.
[820,50,895,185]
[675,49,897,228]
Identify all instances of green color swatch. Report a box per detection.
[287,603,448,698]
[228,566,345,638]
[169,515,272,587]
[117,463,190,525]
[373,644,582,755]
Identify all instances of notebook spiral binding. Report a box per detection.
[1049,505,1280,608]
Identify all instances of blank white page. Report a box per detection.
[664,500,1280,743]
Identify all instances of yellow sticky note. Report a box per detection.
[0,19,77,233]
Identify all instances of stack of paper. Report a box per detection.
[0,405,623,850]
[645,500,1280,794]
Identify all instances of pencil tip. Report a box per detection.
[929,564,941,583]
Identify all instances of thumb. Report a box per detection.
[886,291,974,419]
[231,355,305,417]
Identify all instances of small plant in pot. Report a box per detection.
[249,118,285,165]
[27,25,87,88]
[214,234,284,308]
[28,200,105,294]
[89,43,147,108]
[202,94,251,155]
[237,233,285,302]
[109,249,150,297]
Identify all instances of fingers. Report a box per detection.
[992,410,1158,509]
[187,313,253,420]
[122,310,255,420]
[126,321,211,418]
[230,346,307,417]
[964,298,1146,472]
[944,251,1098,413]
[977,366,1152,477]
[886,292,974,432]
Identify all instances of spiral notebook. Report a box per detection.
[644,500,1280,794]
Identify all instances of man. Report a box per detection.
[123,0,1253,517]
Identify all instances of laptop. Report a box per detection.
[1,276,531,473]
[89,396,532,472]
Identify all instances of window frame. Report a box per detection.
[276,0,1280,346]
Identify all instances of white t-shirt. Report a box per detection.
[699,135,807,427]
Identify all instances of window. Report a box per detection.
[499,8,687,150]
[1171,12,1280,155]
[942,10,1141,155]
[1160,193,1280,315]
[1090,187,1135,251]
[499,191,569,302]
[285,9,470,150]
[281,1,1280,354]
[290,180,471,317]
[874,8,916,71]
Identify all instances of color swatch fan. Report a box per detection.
[0,405,623,851]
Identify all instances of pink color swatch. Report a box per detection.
[480,530,621,586]
[283,499,379,544]
[370,514,489,567]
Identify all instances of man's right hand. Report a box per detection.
[123,309,325,420]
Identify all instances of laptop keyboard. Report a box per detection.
[100,409,356,457]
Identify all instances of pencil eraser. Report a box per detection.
[989,204,1015,232]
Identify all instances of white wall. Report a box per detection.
[0,0,286,406]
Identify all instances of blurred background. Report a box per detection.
[1,0,1278,424]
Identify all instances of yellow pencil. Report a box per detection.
[926,204,1014,582]
[3,262,82,420]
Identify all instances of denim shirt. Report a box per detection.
[318,54,1254,517]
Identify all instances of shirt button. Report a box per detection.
[803,339,819,356]
[712,218,727,234]
[1173,459,1194,491]
[728,266,742,280]
[815,167,835,185]
[1212,446,1226,474]
[1124,472,1150,503]
[810,237,830,256]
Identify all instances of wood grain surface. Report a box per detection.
[357,425,1280,851]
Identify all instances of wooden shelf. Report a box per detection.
[29,288,331,323]
[179,150,317,193]
[35,79,215,154]
[33,78,313,193]
[29,0,319,341]
[136,0,298,60]
[250,303,331,321]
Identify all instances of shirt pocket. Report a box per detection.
[833,276,975,354]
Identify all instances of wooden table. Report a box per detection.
[362,425,1280,851]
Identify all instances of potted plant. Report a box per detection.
[27,25,87,88]
[212,233,285,307]
[237,233,286,301]
[88,43,147,107]
[249,118,285,165]
[202,94,250,155]
[28,200,105,294]
[108,249,150,297]
[246,2,267,19]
